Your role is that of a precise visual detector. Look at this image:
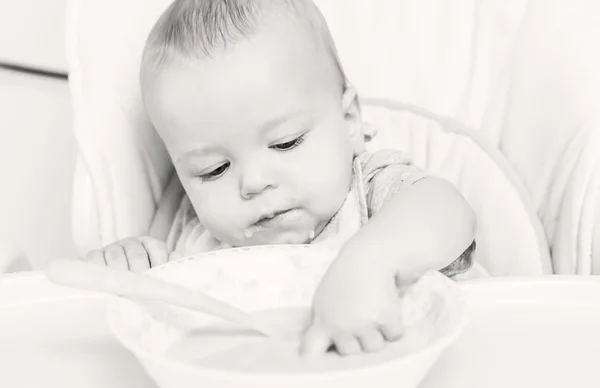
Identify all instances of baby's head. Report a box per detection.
[141,0,364,246]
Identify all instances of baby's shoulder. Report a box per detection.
[358,149,428,216]
[358,149,425,189]
[357,149,414,180]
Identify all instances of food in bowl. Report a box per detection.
[107,245,468,388]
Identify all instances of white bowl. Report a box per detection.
[106,244,468,388]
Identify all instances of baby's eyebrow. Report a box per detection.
[260,111,303,134]
[175,147,214,164]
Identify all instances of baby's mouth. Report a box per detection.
[243,208,319,243]
[243,208,304,240]
[253,209,295,228]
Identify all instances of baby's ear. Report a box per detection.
[342,84,365,156]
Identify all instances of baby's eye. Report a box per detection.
[199,162,229,182]
[271,134,306,151]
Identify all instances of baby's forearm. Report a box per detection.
[149,171,185,240]
[340,176,476,279]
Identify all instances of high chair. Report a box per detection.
[2,4,600,388]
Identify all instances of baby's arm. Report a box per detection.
[83,170,185,273]
[301,176,475,356]
[149,169,185,240]
[343,175,476,280]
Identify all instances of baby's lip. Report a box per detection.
[243,208,312,242]
[253,208,295,227]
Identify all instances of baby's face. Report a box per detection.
[145,18,362,246]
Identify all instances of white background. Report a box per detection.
[0,0,77,269]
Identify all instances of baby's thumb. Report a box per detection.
[298,323,331,358]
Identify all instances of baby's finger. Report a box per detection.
[104,244,129,271]
[357,329,386,353]
[378,300,407,342]
[83,249,106,267]
[121,238,150,273]
[379,321,405,342]
[140,237,169,267]
[332,333,362,356]
[299,323,331,357]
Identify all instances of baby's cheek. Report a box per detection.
[313,153,352,195]
[194,190,245,240]
[301,176,351,226]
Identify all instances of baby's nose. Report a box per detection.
[239,165,276,199]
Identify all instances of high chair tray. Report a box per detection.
[0,272,155,388]
[1,272,599,388]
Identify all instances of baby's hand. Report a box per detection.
[300,253,415,357]
[83,236,180,273]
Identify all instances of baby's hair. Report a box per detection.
[141,0,347,92]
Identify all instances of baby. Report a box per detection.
[85,0,476,357]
